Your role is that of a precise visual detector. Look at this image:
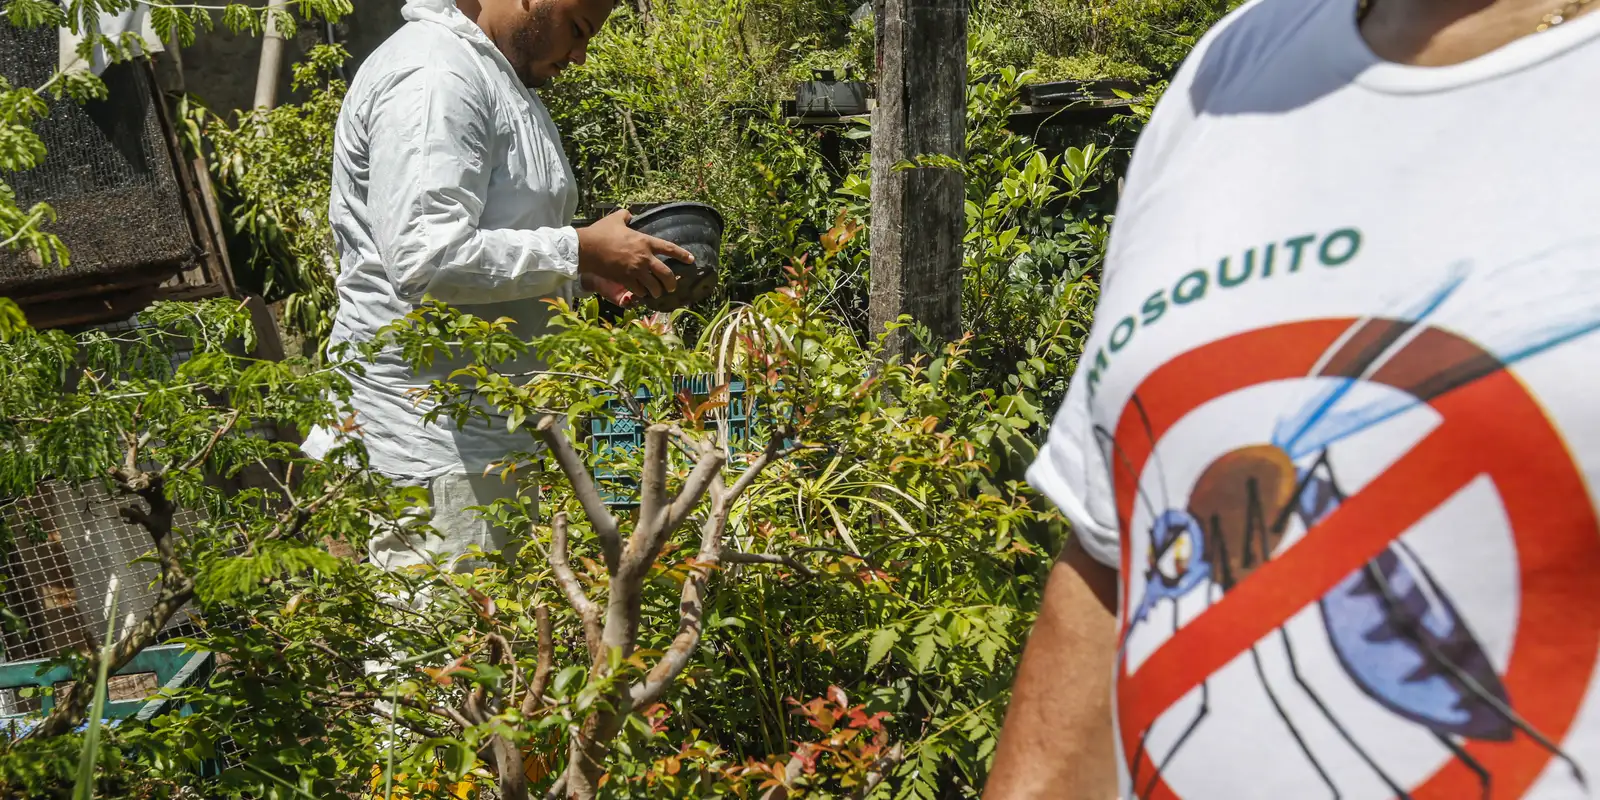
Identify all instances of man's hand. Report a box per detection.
[576,210,692,300]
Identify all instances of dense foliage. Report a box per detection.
[0,0,1236,796]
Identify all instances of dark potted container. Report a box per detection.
[1020,79,1142,107]
[795,69,869,117]
[626,202,724,311]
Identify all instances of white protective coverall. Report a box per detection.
[302,0,578,573]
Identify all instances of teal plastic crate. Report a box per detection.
[0,643,214,733]
[0,644,237,777]
[589,376,759,507]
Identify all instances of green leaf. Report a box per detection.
[552,665,587,696]
[912,634,938,673]
[977,636,1001,671]
[866,628,899,669]
[0,298,28,342]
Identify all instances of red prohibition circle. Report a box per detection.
[1105,318,1600,799]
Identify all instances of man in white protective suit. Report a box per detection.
[301,0,691,588]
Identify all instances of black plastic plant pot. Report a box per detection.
[795,76,869,117]
[627,202,724,311]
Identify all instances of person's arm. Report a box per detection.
[986,536,1118,799]
[363,65,686,306]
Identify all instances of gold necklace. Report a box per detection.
[1537,0,1598,30]
[1358,0,1598,32]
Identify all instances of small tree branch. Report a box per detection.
[462,635,530,800]
[656,444,727,539]
[629,483,725,711]
[471,633,514,720]
[722,550,815,579]
[853,743,905,799]
[601,428,719,661]
[636,425,670,542]
[177,408,243,472]
[550,513,603,658]
[522,605,554,716]
[759,746,811,800]
[537,416,622,573]
[544,772,569,800]
[726,432,796,504]
[27,473,191,739]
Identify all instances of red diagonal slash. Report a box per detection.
[1118,422,1476,737]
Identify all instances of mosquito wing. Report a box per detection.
[1274,240,1600,461]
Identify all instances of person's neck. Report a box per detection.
[457,0,484,22]
[1361,0,1597,65]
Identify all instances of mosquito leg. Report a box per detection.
[1368,552,1587,789]
[1432,732,1490,800]
[1129,728,1152,796]
[1251,645,1340,799]
[1280,627,1412,799]
[1143,680,1209,800]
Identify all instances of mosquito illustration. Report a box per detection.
[1101,257,1600,800]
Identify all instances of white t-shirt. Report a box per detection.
[1026,0,1600,797]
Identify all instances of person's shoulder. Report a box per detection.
[1177,0,1337,105]
[1130,0,1339,162]
[351,22,487,96]
[346,23,492,116]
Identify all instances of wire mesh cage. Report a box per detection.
[0,312,268,719]
[0,19,198,295]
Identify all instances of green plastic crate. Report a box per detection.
[0,643,214,733]
[589,376,759,506]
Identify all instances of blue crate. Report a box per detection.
[588,376,761,507]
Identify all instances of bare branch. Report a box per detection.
[758,746,811,800]
[544,772,569,800]
[27,474,192,739]
[522,605,554,716]
[178,408,243,473]
[726,431,797,504]
[656,446,727,540]
[629,487,726,710]
[636,425,670,540]
[551,513,603,658]
[460,640,531,800]
[537,416,622,572]
[722,550,815,579]
[472,633,515,719]
[853,743,905,799]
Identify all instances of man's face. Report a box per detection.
[500,0,614,87]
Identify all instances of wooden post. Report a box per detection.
[867,0,966,359]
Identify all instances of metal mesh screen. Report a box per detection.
[0,20,196,292]
[0,313,272,686]
[0,480,207,663]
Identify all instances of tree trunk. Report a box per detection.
[253,0,290,110]
[867,0,967,360]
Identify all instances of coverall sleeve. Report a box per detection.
[365,64,580,305]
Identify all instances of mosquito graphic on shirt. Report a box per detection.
[1098,250,1600,800]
